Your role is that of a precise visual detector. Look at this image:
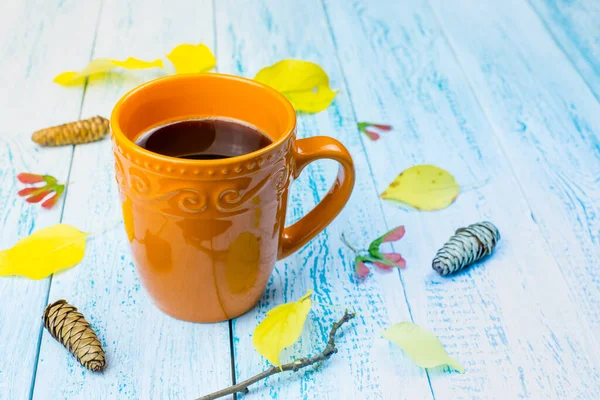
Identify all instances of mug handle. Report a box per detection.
[278,136,355,259]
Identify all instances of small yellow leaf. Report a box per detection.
[383,322,464,373]
[252,290,313,367]
[381,165,459,211]
[54,57,163,85]
[166,43,216,74]
[110,57,163,70]
[254,59,337,113]
[0,224,88,280]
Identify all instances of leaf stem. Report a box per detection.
[196,311,356,400]
[340,233,360,254]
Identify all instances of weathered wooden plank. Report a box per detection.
[3,0,599,399]
[430,0,600,331]
[31,0,233,399]
[215,1,434,399]
[0,0,101,398]
[528,0,600,102]
[323,0,600,398]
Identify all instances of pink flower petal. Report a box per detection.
[18,187,38,197]
[41,193,60,209]
[383,253,402,263]
[17,172,45,184]
[356,260,370,277]
[364,129,380,141]
[383,252,407,269]
[371,123,393,131]
[382,226,405,242]
[25,190,51,203]
[374,261,395,271]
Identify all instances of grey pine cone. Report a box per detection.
[432,221,500,276]
[42,299,106,372]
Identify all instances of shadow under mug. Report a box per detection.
[111,73,355,322]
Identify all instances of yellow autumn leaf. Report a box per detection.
[166,43,216,74]
[383,322,464,373]
[54,57,163,85]
[110,57,163,69]
[252,290,313,367]
[381,165,460,211]
[0,224,87,280]
[254,59,337,113]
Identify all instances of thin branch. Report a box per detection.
[197,311,356,400]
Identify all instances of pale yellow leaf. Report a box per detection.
[284,87,337,113]
[252,290,312,367]
[54,57,163,85]
[0,224,88,280]
[383,322,464,373]
[254,59,337,113]
[166,43,216,74]
[381,165,460,211]
[110,57,163,70]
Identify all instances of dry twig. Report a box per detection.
[197,310,356,400]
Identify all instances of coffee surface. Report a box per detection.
[135,118,272,160]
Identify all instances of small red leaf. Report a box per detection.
[363,129,380,141]
[383,253,403,263]
[41,193,60,209]
[382,226,405,243]
[356,260,370,277]
[383,252,407,269]
[25,190,51,203]
[17,173,45,184]
[18,187,38,197]
[374,261,395,271]
[371,123,393,131]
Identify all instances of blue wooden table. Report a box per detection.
[1,0,599,398]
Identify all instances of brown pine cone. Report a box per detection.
[32,116,110,146]
[42,299,106,372]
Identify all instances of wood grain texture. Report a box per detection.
[429,0,600,333]
[528,0,600,101]
[0,0,102,398]
[2,0,600,399]
[31,0,233,399]
[215,0,434,399]
[323,0,600,398]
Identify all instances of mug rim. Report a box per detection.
[111,73,297,166]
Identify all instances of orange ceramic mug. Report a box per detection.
[111,73,355,322]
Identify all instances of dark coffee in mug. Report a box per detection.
[135,118,273,160]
